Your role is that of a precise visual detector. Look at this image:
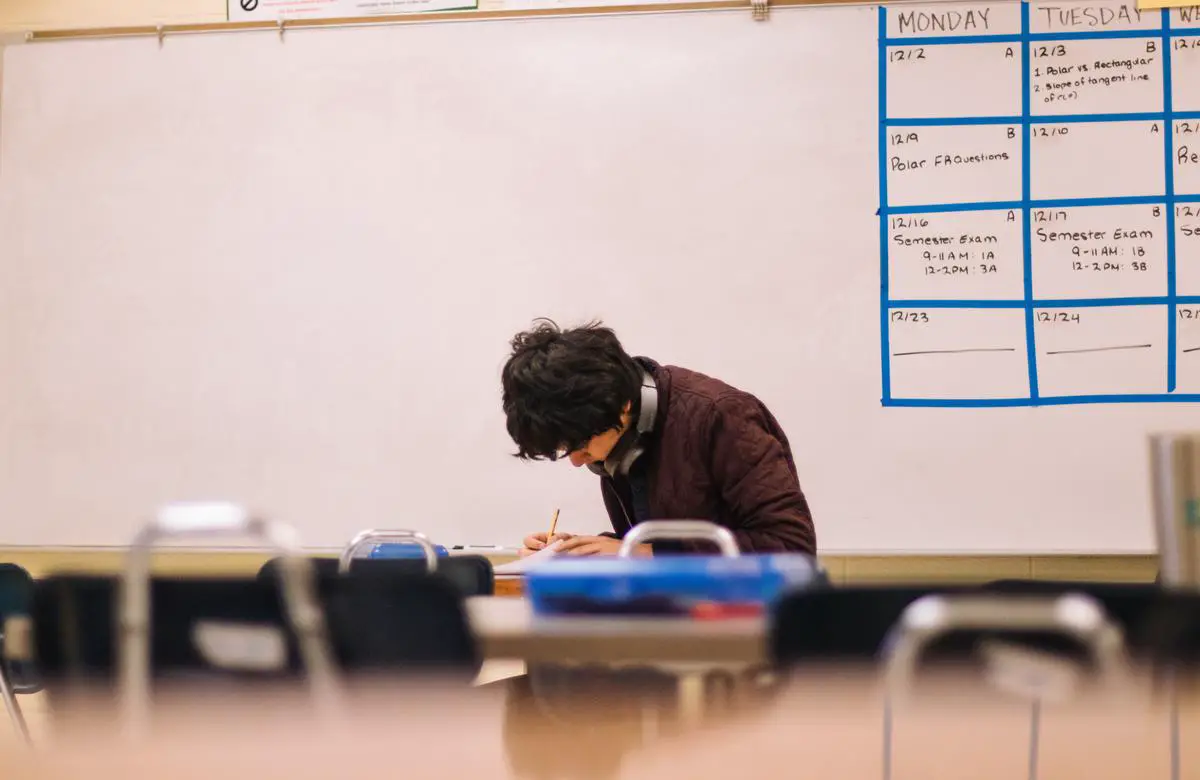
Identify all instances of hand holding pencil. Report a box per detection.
[519,508,571,557]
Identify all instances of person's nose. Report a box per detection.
[568,451,590,468]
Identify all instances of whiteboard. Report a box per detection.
[0,1,1195,553]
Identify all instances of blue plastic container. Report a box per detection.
[525,554,825,616]
[369,543,450,559]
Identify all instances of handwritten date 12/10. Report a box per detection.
[891,311,929,324]
[1037,311,1081,324]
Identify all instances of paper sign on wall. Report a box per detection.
[228,0,475,21]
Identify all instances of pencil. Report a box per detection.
[546,508,560,548]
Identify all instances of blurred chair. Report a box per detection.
[770,586,968,666]
[0,562,39,743]
[23,505,479,741]
[258,528,495,598]
[30,569,479,697]
[773,586,1134,780]
[880,591,1132,780]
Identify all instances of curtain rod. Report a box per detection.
[23,0,1006,42]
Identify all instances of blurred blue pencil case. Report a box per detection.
[525,554,826,618]
[369,543,450,559]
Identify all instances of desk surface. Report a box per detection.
[466,596,766,665]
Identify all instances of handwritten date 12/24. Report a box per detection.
[1037,311,1081,324]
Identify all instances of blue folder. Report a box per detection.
[525,554,826,617]
[369,543,450,559]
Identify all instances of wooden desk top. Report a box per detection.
[466,596,766,665]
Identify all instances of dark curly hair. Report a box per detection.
[501,319,643,461]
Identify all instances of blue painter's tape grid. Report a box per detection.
[887,112,1176,126]
[878,5,1198,408]
[888,395,1200,408]
[879,6,891,404]
[1164,9,1178,393]
[891,296,1200,309]
[1021,1,1039,403]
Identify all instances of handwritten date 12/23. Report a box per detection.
[891,311,929,324]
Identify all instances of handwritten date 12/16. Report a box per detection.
[891,311,929,324]
[1037,311,1081,324]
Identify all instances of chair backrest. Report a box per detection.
[34,575,309,692]
[257,556,341,584]
[773,582,1200,673]
[258,554,495,598]
[772,584,1108,683]
[0,563,40,693]
[982,580,1200,667]
[350,556,494,597]
[770,586,969,666]
[323,565,480,676]
[33,569,479,699]
[0,564,33,617]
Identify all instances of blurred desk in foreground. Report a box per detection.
[466,597,765,665]
[4,674,1186,780]
[494,575,523,597]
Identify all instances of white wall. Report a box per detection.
[0,7,1175,553]
[0,0,223,32]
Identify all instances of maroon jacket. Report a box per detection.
[599,361,816,555]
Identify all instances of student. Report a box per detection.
[501,320,816,557]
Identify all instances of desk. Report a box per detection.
[493,575,523,597]
[6,675,1184,780]
[466,597,766,665]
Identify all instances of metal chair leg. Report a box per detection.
[1170,671,1180,780]
[1027,699,1041,780]
[881,696,892,780]
[0,662,31,745]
